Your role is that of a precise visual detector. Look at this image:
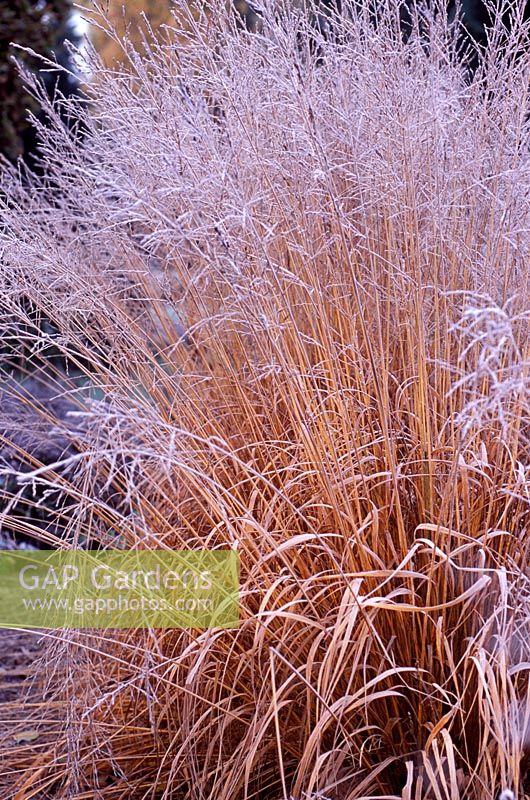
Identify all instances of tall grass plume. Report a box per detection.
[0,0,529,797]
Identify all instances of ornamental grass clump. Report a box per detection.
[0,0,529,797]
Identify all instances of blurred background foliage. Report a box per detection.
[0,0,79,165]
[83,0,174,65]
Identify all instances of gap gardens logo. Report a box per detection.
[0,550,239,629]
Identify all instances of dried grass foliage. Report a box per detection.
[1,1,530,797]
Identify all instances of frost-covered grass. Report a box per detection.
[1,0,530,797]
